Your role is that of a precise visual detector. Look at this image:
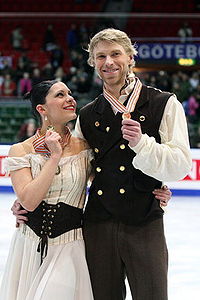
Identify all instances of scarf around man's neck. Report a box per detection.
[103,77,142,115]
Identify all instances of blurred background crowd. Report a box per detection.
[0,0,199,148]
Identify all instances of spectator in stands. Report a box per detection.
[65,66,77,82]
[42,63,54,80]
[1,74,16,96]
[14,60,27,84]
[89,69,103,99]
[149,74,157,87]
[195,84,200,110]
[10,25,24,51]
[18,72,32,96]
[196,0,200,10]
[66,23,79,50]
[31,68,43,86]
[186,116,198,148]
[70,50,82,69]
[43,24,56,51]
[171,81,182,101]
[54,67,66,82]
[177,72,192,102]
[187,93,199,123]
[189,71,199,91]
[79,23,89,44]
[177,22,193,43]
[0,56,14,76]
[50,44,64,72]
[76,74,91,94]
[18,51,32,73]
[156,70,171,92]
[66,75,78,97]
[0,74,4,95]
[17,118,37,142]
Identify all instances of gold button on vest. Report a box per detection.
[94,148,99,153]
[96,167,101,172]
[97,190,103,195]
[106,126,110,132]
[95,121,100,127]
[139,115,145,122]
[120,144,125,149]
[119,166,125,171]
[119,188,125,194]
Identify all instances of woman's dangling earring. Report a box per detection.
[44,116,55,131]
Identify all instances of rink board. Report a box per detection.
[0,145,200,196]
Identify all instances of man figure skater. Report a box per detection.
[75,28,192,300]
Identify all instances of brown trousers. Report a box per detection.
[83,218,168,300]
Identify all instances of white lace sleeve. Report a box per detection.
[5,155,31,176]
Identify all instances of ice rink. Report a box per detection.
[0,192,200,300]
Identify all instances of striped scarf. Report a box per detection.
[103,77,142,114]
[32,127,71,156]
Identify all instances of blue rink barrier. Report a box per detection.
[0,186,14,193]
[172,189,200,196]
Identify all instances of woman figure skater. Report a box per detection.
[0,80,94,300]
[0,80,171,300]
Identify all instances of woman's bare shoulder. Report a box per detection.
[8,136,35,157]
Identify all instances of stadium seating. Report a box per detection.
[132,0,195,13]
[0,102,32,144]
[0,0,106,12]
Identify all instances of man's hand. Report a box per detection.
[153,185,172,207]
[121,119,142,147]
[11,200,28,227]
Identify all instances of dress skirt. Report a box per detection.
[0,229,94,300]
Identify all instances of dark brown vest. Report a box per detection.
[80,85,172,225]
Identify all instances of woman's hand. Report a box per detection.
[45,130,63,158]
[11,200,28,227]
[152,185,172,207]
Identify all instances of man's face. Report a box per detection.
[93,40,132,88]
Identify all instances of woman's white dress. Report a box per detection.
[0,150,94,300]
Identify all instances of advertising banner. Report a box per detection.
[137,43,200,61]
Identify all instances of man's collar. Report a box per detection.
[123,79,136,96]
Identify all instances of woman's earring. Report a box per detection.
[44,116,48,121]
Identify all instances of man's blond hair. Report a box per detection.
[87,28,137,69]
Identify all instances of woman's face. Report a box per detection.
[43,82,77,125]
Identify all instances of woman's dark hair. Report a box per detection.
[23,80,58,124]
